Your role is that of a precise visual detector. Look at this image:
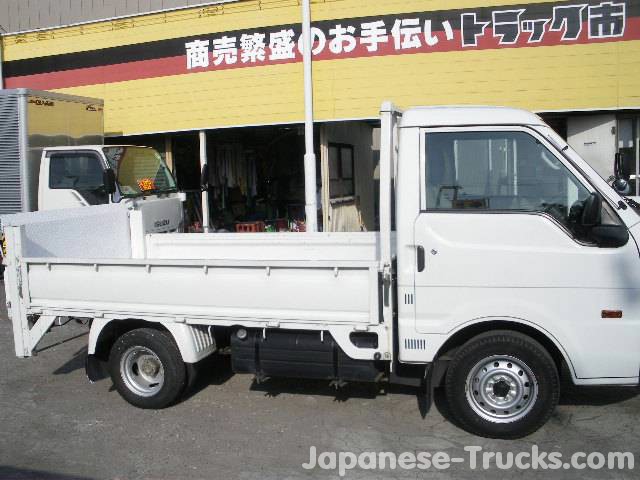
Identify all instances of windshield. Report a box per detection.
[103,146,177,198]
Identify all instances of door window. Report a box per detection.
[49,153,108,205]
[329,143,355,199]
[424,130,593,234]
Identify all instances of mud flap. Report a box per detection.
[420,363,433,418]
[85,354,108,382]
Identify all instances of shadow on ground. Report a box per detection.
[247,369,418,403]
[558,384,640,406]
[53,346,88,375]
[46,342,640,424]
[432,381,640,432]
[181,353,235,401]
[0,466,92,480]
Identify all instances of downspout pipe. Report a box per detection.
[301,0,318,232]
[199,130,211,233]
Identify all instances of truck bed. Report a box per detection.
[4,202,383,329]
[25,232,381,326]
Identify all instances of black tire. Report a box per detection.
[444,330,560,439]
[108,328,187,409]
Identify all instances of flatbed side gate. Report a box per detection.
[3,224,56,357]
[5,225,27,356]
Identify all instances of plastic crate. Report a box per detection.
[235,221,266,233]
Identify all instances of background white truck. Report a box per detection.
[0,89,182,275]
[0,89,104,216]
[0,89,180,214]
[3,103,640,439]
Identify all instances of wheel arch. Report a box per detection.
[432,318,575,387]
[88,319,216,364]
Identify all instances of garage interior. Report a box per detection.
[108,120,378,233]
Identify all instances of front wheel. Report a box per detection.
[444,330,560,439]
[108,328,187,409]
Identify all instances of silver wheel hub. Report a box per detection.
[120,346,165,397]
[465,355,538,423]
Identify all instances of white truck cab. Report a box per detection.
[2,104,639,440]
[38,145,179,211]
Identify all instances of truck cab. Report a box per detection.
[38,145,179,211]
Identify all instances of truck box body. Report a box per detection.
[0,89,103,220]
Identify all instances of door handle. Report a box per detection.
[416,245,426,272]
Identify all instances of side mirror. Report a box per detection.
[590,224,629,248]
[103,168,117,195]
[581,192,602,227]
[612,178,630,195]
[200,164,210,191]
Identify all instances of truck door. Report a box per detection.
[413,126,640,380]
[40,151,110,210]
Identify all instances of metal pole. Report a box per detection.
[301,0,318,232]
[0,32,5,89]
[199,130,211,233]
[379,103,395,274]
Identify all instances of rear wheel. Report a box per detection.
[108,328,186,409]
[444,330,560,439]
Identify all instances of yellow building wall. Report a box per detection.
[3,0,639,136]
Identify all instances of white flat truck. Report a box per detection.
[3,104,640,439]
